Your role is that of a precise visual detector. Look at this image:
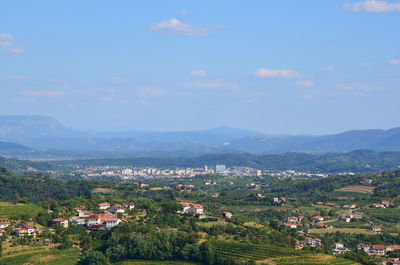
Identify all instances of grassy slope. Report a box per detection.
[0,201,45,219]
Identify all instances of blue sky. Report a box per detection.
[1,0,400,134]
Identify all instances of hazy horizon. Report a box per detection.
[2,0,400,134]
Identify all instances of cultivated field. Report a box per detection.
[213,241,360,265]
[334,185,375,194]
[0,242,80,265]
[309,228,375,235]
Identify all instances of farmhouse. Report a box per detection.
[123,202,135,210]
[306,237,322,247]
[0,221,11,228]
[110,205,125,214]
[0,229,5,236]
[311,216,324,222]
[51,218,69,228]
[88,214,121,228]
[97,202,110,210]
[14,224,38,237]
[369,245,386,255]
[189,204,204,215]
[222,211,233,219]
[333,242,349,254]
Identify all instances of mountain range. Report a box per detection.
[0,115,400,159]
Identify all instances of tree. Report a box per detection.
[78,251,110,265]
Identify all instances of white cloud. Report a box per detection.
[323,66,336,71]
[5,75,30,80]
[150,18,215,36]
[23,90,64,98]
[0,41,12,47]
[190,70,207,76]
[139,87,165,96]
[253,68,301,79]
[360,62,373,67]
[296,80,316,87]
[5,47,25,54]
[0,33,15,40]
[389,59,400,65]
[184,82,239,90]
[343,1,400,13]
[0,33,25,54]
[337,83,382,91]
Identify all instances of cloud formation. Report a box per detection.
[190,70,207,76]
[150,18,215,36]
[344,1,400,13]
[389,59,400,65]
[23,90,64,98]
[0,33,25,54]
[296,80,316,87]
[253,68,301,79]
[5,75,30,80]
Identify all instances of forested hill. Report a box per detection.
[0,167,94,202]
[59,150,400,173]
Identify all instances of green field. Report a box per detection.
[0,201,45,220]
[213,241,360,265]
[363,208,400,223]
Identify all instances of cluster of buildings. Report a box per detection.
[179,202,204,216]
[371,200,396,209]
[70,202,134,229]
[268,170,328,178]
[357,244,400,256]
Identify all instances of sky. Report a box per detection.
[1,0,400,134]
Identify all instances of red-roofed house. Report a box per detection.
[0,229,5,236]
[97,202,110,210]
[51,218,69,228]
[0,221,11,229]
[88,214,121,228]
[370,245,386,255]
[189,204,204,215]
[312,216,324,222]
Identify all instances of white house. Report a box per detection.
[97,202,110,210]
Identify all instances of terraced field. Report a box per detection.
[213,241,360,265]
[0,243,80,265]
[335,185,375,194]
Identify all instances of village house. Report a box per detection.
[333,242,349,254]
[110,205,125,214]
[381,200,395,208]
[14,224,38,237]
[0,221,11,229]
[309,222,330,229]
[371,203,386,209]
[70,216,86,226]
[211,193,220,198]
[0,229,5,236]
[97,202,111,210]
[285,223,302,229]
[179,202,191,213]
[88,214,121,228]
[222,211,233,219]
[369,245,386,255]
[189,204,204,215]
[306,237,322,247]
[371,226,383,233]
[51,218,69,228]
[78,210,93,218]
[311,216,324,222]
[387,260,400,265]
[123,202,135,210]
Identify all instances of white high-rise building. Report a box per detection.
[216,165,226,173]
